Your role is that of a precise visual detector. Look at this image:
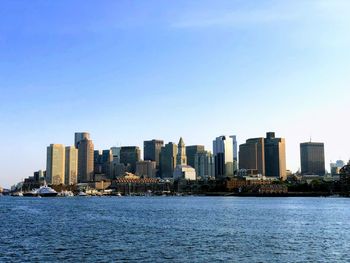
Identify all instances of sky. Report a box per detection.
[1,0,350,188]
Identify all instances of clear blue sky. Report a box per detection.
[1,0,350,188]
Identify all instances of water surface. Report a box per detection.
[1,197,349,262]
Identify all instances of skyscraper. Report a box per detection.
[101,149,113,177]
[194,151,215,179]
[74,132,90,148]
[120,146,141,173]
[46,144,65,185]
[239,138,265,176]
[94,150,102,174]
[186,145,205,168]
[78,138,94,182]
[300,142,325,176]
[160,142,177,178]
[213,136,234,178]
[230,135,238,172]
[65,146,78,185]
[143,139,164,167]
[93,149,112,178]
[264,132,286,180]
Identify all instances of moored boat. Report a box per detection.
[78,191,88,197]
[36,185,58,197]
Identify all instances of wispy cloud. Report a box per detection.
[171,0,350,49]
[172,7,296,28]
[171,0,350,29]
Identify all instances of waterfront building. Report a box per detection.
[78,138,94,183]
[300,142,325,176]
[186,145,205,168]
[330,160,345,176]
[46,144,65,185]
[173,165,196,180]
[110,147,121,163]
[160,142,178,178]
[264,132,287,180]
[101,149,113,177]
[230,135,238,172]
[239,138,265,176]
[143,139,164,167]
[94,149,113,178]
[174,138,196,180]
[94,150,102,174]
[136,160,157,178]
[176,137,187,166]
[111,163,129,178]
[65,146,78,185]
[340,162,350,194]
[74,132,90,148]
[194,151,215,179]
[213,136,234,178]
[120,146,141,173]
[34,170,45,182]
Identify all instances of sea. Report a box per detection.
[0,196,349,263]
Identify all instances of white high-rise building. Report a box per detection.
[213,136,234,177]
[46,144,65,185]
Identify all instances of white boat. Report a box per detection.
[78,191,88,197]
[23,189,38,197]
[36,185,58,197]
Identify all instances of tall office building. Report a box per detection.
[177,137,187,166]
[46,144,65,185]
[300,142,325,176]
[160,142,178,178]
[94,149,113,176]
[120,146,141,173]
[194,151,215,179]
[65,146,78,185]
[78,138,94,182]
[230,135,238,172]
[101,149,113,177]
[264,132,286,180]
[94,150,102,174]
[136,160,157,178]
[143,139,164,167]
[239,138,265,176]
[213,136,234,178]
[110,147,121,163]
[186,145,205,168]
[34,170,45,182]
[74,132,90,148]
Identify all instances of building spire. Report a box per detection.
[177,137,187,166]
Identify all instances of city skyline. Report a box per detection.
[2,130,347,188]
[1,0,350,187]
